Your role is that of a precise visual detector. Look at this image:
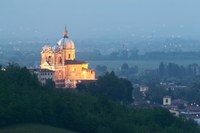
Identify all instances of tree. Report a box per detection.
[159,62,165,77]
[95,65,108,76]
[121,63,129,71]
[83,72,134,103]
[45,79,55,89]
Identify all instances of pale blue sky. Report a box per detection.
[0,0,200,40]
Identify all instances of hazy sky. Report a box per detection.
[0,0,200,40]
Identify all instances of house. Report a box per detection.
[163,96,171,106]
[30,68,55,85]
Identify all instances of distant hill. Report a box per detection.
[0,124,77,133]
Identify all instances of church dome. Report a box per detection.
[57,38,75,49]
[57,27,75,50]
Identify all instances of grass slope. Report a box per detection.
[0,124,77,133]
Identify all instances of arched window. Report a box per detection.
[59,57,62,64]
[68,54,71,59]
[47,56,52,64]
[165,99,168,104]
[59,73,62,80]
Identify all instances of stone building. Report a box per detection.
[30,68,55,85]
[40,28,96,88]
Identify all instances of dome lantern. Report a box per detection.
[63,26,68,38]
[57,27,75,50]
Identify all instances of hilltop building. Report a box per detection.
[30,68,55,85]
[40,28,96,88]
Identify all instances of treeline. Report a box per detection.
[77,50,200,61]
[159,62,199,77]
[144,51,200,60]
[0,64,200,133]
[77,71,133,103]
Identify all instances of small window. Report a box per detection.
[59,57,62,64]
[68,54,71,59]
[165,99,168,103]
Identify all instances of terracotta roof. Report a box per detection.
[65,60,87,65]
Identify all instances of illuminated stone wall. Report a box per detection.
[40,30,96,88]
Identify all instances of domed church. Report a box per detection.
[40,28,96,88]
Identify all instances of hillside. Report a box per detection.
[0,64,200,133]
[0,124,77,133]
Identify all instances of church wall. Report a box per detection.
[54,52,63,65]
[64,64,95,80]
[64,64,83,80]
[54,66,66,81]
[41,50,54,65]
[64,49,75,60]
[83,69,96,80]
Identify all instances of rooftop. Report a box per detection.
[65,60,87,65]
[30,68,55,73]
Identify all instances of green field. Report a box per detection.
[0,124,77,133]
[88,59,200,71]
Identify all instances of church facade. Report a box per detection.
[40,28,96,88]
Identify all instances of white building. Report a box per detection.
[139,85,149,92]
[163,96,172,106]
[30,69,55,85]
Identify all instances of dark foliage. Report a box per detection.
[0,64,199,133]
[158,62,199,78]
[77,71,133,103]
